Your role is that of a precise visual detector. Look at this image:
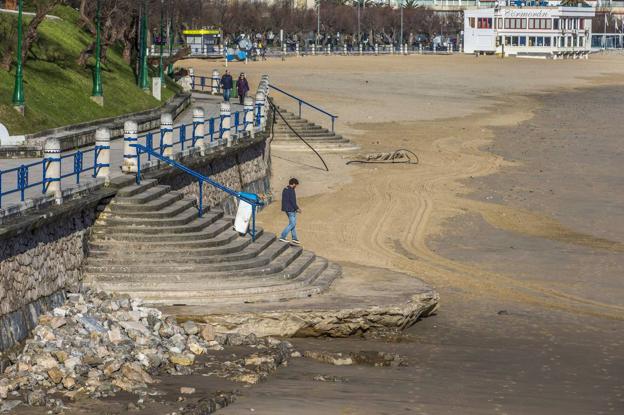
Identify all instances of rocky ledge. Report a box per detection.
[166,265,439,338]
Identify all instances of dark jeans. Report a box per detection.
[223,88,231,102]
[238,91,246,105]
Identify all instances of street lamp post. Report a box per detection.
[159,0,164,82]
[317,0,320,47]
[139,0,149,92]
[12,0,25,114]
[167,0,175,77]
[91,0,104,105]
[357,1,361,44]
[400,0,403,52]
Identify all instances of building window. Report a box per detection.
[553,19,559,30]
[579,37,584,47]
[477,18,492,29]
[529,19,535,29]
[545,37,552,47]
[536,36,544,47]
[497,18,502,29]
[519,36,526,46]
[469,17,475,28]
[521,19,527,29]
[528,36,535,46]
[579,19,584,30]
[505,36,511,46]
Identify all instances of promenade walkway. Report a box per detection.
[0,94,244,210]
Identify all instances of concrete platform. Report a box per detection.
[162,264,439,338]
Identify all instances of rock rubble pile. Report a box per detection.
[0,290,295,411]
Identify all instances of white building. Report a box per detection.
[463,3,596,58]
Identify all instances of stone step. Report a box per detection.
[115,179,159,198]
[273,131,339,138]
[90,216,232,242]
[96,205,210,228]
[114,185,172,205]
[85,244,302,282]
[108,193,187,214]
[83,239,293,274]
[89,227,241,250]
[272,135,346,143]
[273,126,328,134]
[106,198,196,219]
[86,232,275,264]
[94,252,323,296]
[92,211,223,235]
[114,260,342,305]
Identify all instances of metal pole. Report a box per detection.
[167,0,175,77]
[92,0,103,98]
[159,0,164,82]
[400,0,403,51]
[357,2,361,44]
[12,0,25,111]
[139,0,149,91]
[317,0,320,47]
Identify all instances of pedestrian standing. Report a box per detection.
[237,73,250,105]
[279,178,301,245]
[220,70,233,102]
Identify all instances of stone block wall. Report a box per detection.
[0,207,96,354]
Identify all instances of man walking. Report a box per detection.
[220,70,233,102]
[279,178,301,245]
[237,73,250,105]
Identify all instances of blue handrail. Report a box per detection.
[0,110,249,211]
[131,143,263,240]
[269,84,338,132]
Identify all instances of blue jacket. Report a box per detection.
[221,74,233,89]
[281,187,298,212]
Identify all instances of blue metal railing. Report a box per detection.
[0,110,251,210]
[131,143,263,240]
[269,84,338,132]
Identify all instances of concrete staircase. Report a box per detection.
[84,179,341,305]
[271,106,358,152]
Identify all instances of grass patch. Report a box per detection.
[0,6,179,135]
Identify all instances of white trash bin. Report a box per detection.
[234,192,260,235]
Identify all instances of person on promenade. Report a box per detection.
[220,70,233,102]
[237,73,250,105]
[279,178,301,245]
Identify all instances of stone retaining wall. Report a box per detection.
[0,130,271,353]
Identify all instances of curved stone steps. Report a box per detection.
[87,233,276,265]
[90,253,331,298]
[97,205,208,228]
[85,178,341,305]
[127,262,343,305]
[108,192,185,214]
[115,179,159,197]
[86,244,303,284]
[88,230,268,259]
[114,185,173,205]
[84,241,295,275]
[91,216,230,241]
[88,227,242,250]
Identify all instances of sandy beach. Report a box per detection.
[182,53,624,414]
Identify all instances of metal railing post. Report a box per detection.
[244,96,254,138]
